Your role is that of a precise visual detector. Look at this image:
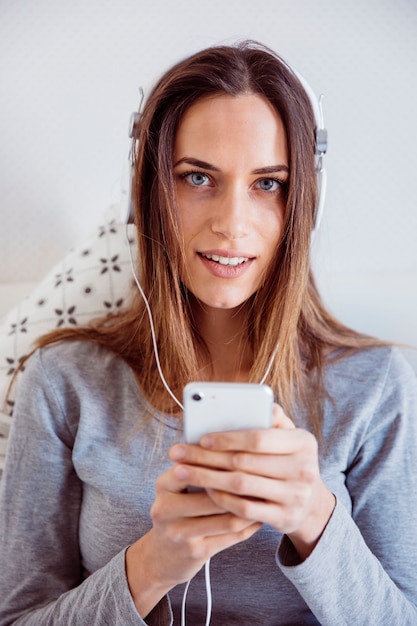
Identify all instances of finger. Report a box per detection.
[206,489,294,529]
[176,519,262,564]
[172,511,262,539]
[172,462,284,502]
[158,490,229,519]
[167,519,262,568]
[202,520,262,556]
[170,443,235,471]
[155,466,226,517]
[227,444,318,480]
[200,425,312,454]
[171,436,314,480]
[175,447,319,502]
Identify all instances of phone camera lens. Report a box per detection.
[192,393,203,401]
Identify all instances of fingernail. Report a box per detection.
[200,435,214,448]
[171,445,186,460]
[175,465,189,480]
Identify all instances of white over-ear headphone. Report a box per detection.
[120,71,328,232]
[291,68,328,234]
[119,87,144,227]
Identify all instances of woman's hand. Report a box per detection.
[125,452,262,617]
[169,403,335,562]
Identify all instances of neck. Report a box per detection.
[190,298,253,382]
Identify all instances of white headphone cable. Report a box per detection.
[181,558,212,626]
[125,223,278,625]
[125,224,184,411]
[126,224,213,624]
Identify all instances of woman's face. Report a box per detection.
[173,93,288,311]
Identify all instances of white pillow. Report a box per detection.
[0,207,135,477]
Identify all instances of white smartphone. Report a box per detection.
[183,382,274,444]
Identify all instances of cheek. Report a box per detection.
[260,207,285,251]
[177,213,198,248]
[177,200,206,247]
[176,199,190,241]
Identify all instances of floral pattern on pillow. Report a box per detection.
[0,209,136,476]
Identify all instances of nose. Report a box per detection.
[210,184,251,240]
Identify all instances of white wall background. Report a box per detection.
[1,0,416,366]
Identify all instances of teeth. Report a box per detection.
[203,253,248,266]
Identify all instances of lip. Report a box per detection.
[197,250,254,278]
[199,249,255,260]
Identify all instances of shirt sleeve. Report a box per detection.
[276,349,417,625]
[0,350,173,626]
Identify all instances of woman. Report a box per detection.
[1,41,416,625]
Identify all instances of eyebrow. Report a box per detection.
[174,157,289,175]
[174,157,220,171]
[251,165,289,175]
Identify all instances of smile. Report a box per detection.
[201,253,249,266]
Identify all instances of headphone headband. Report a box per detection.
[121,67,328,230]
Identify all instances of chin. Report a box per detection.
[186,282,258,312]
[197,292,253,311]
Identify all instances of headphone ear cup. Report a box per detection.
[289,67,328,231]
[120,108,142,224]
[313,167,327,235]
[120,162,135,224]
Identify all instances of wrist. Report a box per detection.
[287,484,336,562]
[126,532,172,618]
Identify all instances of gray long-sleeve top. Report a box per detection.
[0,341,417,625]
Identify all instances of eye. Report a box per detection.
[180,171,211,187]
[255,178,283,192]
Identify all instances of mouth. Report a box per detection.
[200,252,250,267]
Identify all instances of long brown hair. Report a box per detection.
[34,41,384,434]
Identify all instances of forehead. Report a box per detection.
[174,94,288,167]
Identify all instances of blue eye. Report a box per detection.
[182,171,211,187]
[256,178,281,192]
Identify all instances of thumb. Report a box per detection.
[272,402,296,430]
